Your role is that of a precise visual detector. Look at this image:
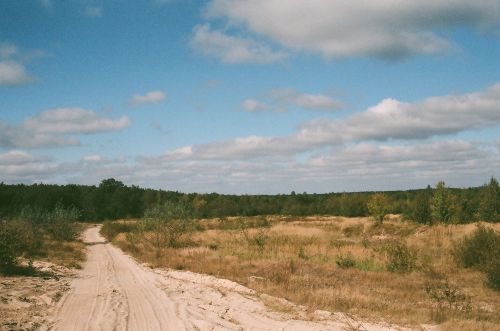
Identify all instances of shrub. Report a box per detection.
[367,193,390,223]
[486,255,500,290]
[0,220,36,267]
[139,201,195,248]
[386,241,416,273]
[411,192,432,224]
[45,206,80,241]
[18,205,80,241]
[425,280,472,314]
[336,254,356,268]
[431,181,454,223]
[453,225,499,269]
[101,221,137,241]
[243,228,269,251]
[453,224,500,290]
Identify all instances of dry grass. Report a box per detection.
[109,216,500,329]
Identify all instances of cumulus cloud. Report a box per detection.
[203,0,500,59]
[0,150,59,182]
[154,82,500,162]
[271,89,341,111]
[299,82,500,143]
[0,108,131,148]
[0,61,34,85]
[129,90,167,107]
[0,43,47,86]
[2,140,498,193]
[243,88,341,112]
[190,24,289,64]
[0,150,50,165]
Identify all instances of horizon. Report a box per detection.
[1,1,500,194]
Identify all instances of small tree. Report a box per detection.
[431,181,454,223]
[140,201,194,249]
[411,191,432,224]
[478,177,500,222]
[367,193,390,224]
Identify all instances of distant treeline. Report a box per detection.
[0,177,498,223]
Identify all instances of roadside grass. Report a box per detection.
[102,216,500,328]
[0,222,87,275]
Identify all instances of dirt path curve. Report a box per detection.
[50,225,401,331]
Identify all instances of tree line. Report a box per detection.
[0,177,498,223]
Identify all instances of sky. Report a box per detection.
[1,0,500,194]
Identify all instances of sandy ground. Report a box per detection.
[45,225,419,331]
[0,262,74,330]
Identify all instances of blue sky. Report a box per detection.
[1,0,500,193]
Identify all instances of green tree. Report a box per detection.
[367,193,390,223]
[431,181,454,223]
[478,177,500,222]
[411,191,432,224]
[140,201,195,249]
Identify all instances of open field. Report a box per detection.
[105,216,500,330]
[51,225,400,331]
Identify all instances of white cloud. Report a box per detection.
[243,88,342,112]
[0,61,33,86]
[300,82,500,143]
[241,99,268,112]
[0,150,49,165]
[130,90,167,107]
[153,83,500,162]
[85,6,103,17]
[204,0,500,59]
[24,108,131,134]
[0,108,131,148]
[2,139,497,193]
[269,88,341,111]
[190,24,288,64]
[0,43,48,86]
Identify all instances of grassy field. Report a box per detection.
[104,216,500,330]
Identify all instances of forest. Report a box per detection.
[0,177,498,223]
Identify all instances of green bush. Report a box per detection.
[101,221,137,241]
[425,280,472,314]
[17,205,81,241]
[336,254,356,268]
[45,206,80,241]
[0,220,36,267]
[453,225,500,290]
[486,255,500,290]
[386,241,416,273]
[453,225,499,268]
[140,201,195,248]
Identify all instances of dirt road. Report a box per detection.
[50,225,401,330]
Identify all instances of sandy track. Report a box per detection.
[50,226,402,331]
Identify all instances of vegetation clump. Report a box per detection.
[367,193,391,223]
[453,224,500,290]
[0,205,83,272]
[139,201,195,249]
[385,241,416,273]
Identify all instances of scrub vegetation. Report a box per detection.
[1,176,499,329]
[102,215,500,329]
